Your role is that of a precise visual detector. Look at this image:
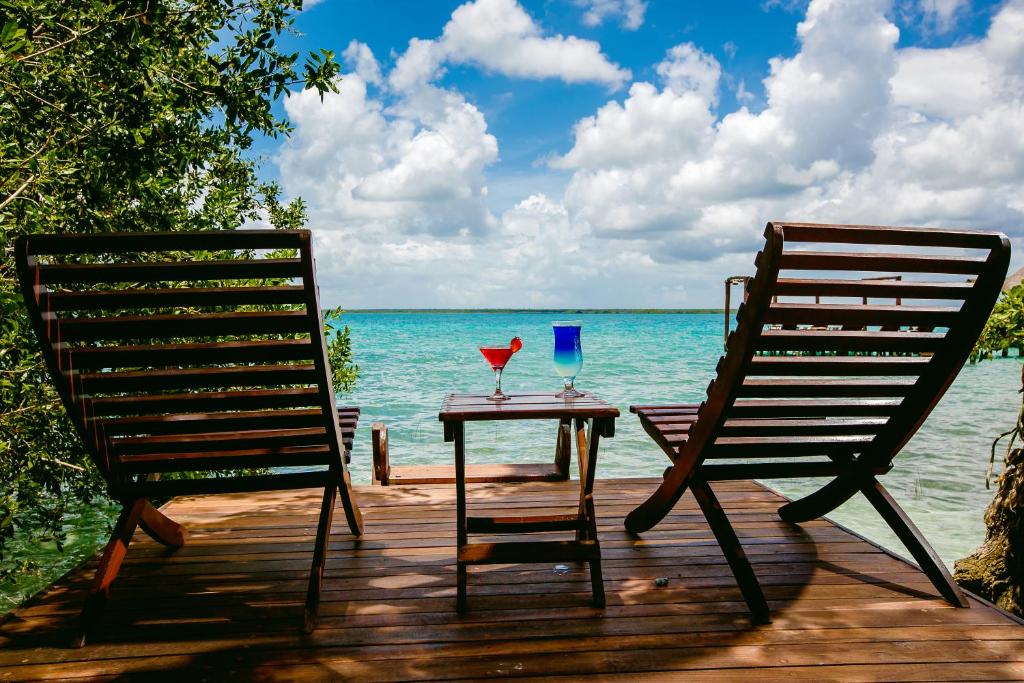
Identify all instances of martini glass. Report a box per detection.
[553,321,584,398]
[479,337,522,401]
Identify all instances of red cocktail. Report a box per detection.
[479,337,522,401]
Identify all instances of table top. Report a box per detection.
[439,392,620,422]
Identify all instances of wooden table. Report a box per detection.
[439,392,619,612]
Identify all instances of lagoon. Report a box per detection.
[344,311,1022,569]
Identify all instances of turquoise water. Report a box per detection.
[344,311,1023,568]
[3,311,1019,612]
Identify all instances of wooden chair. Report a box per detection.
[14,229,363,646]
[626,222,1009,623]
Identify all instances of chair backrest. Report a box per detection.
[684,222,1009,480]
[15,230,348,495]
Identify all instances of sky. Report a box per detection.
[260,0,1024,308]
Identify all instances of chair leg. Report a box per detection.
[337,466,364,536]
[777,474,861,523]
[859,477,969,607]
[138,500,187,548]
[304,483,338,634]
[72,499,146,648]
[690,480,771,624]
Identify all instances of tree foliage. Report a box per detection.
[972,285,1024,361]
[0,0,355,584]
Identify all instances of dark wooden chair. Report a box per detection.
[626,222,1009,623]
[14,229,363,646]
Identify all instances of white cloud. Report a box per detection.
[281,0,1024,308]
[554,0,1024,267]
[656,43,722,103]
[390,0,630,91]
[342,40,382,85]
[576,0,648,30]
[278,67,498,236]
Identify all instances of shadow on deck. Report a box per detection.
[1,478,1023,681]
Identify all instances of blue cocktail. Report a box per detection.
[553,320,584,398]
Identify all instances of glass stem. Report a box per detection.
[495,368,503,396]
[564,377,574,392]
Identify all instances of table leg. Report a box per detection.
[575,417,605,607]
[453,421,467,613]
[554,418,571,479]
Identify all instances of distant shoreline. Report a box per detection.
[343,309,723,315]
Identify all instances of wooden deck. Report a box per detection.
[2,478,1023,681]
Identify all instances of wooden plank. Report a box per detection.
[729,399,901,418]
[119,446,334,474]
[69,339,316,369]
[440,393,620,423]
[111,427,329,455]
[78,364,318,393]
[47,285,307,311]
[22,229,306,254]
[387,463,567,485]
[775,222,1004,248]
[459,540,600,564]
[89,388,322,416]
[747,356,931,376]
[718,418,887,437]
[777,251,988,274]
[773,277,973,300]
[37,258,303,284]
[439,404,620,421]
[763,303,960,327]
[99,408,326,436]
[3,477,1022,682]
[56,310,310,341]
[466,514,580,534]
[756,329,946,353]
[737,378,915,398]
[706,434,873,458]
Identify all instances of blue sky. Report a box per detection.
[258,0,1024,308]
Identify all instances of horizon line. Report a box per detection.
[341,308,723,314]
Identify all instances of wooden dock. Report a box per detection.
[2,478,1023,681]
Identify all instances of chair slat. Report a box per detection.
[776,223,1004,248]
[99,408,326,436]
[747,356,931,376]
[707,434,873,458]
[57,310,309,341]
[38,259,302,284]
[778,251,988,274]
[763,303,960,327]
[23,229,305,254]
[68,339,316,369]
[756,330,945,353]
[773,278,972,300]
[119,445,333,474]
[111,427,329,455]
[701,461,870,480]
[89,387,323,416]
[77,364,317,393]
[47,286,306,311]
[729,399,901,418]
[719,418,888,437]
[738,378,915,397]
